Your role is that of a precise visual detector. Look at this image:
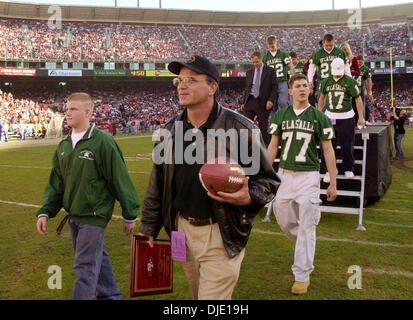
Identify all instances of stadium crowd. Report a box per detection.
[372,81,413,121]
[76,86,243,134]
[0,18,411,61]
[0,89,56,140]
[1,81,410,140]
[0,83,245,139]
[0,17,412,140]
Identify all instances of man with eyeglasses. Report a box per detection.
[138,55,279,300]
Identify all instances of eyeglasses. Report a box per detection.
[172,77,207,87]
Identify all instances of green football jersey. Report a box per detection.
[268,105,335,171]
[356,65,372,89]
[263,49,292,83]
[310,47,348,80]
[288,61,307,76]
[320,75,360,114]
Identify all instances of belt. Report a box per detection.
[56,214,69,236]
[178,210,216,227]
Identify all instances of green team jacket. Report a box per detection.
[36,123,140,228]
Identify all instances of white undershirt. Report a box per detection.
[293,105,311,116]
[324,48,333,54]
[71,130,87,149]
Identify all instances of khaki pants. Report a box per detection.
[273,168,322,282]
[177,215,245,300]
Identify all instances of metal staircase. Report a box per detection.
[263,131,369,231]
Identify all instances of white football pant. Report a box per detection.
[273,168,322,282]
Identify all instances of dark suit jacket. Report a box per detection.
[243,64,278,109]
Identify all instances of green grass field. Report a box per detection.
[0,130,412,300]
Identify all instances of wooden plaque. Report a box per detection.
[130,235,173,297]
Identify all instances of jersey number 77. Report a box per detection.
[281,131,311,162]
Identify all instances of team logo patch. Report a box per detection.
[186,56,196,63]
[78,150,94,161]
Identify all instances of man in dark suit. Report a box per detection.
[241,51,278,146]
